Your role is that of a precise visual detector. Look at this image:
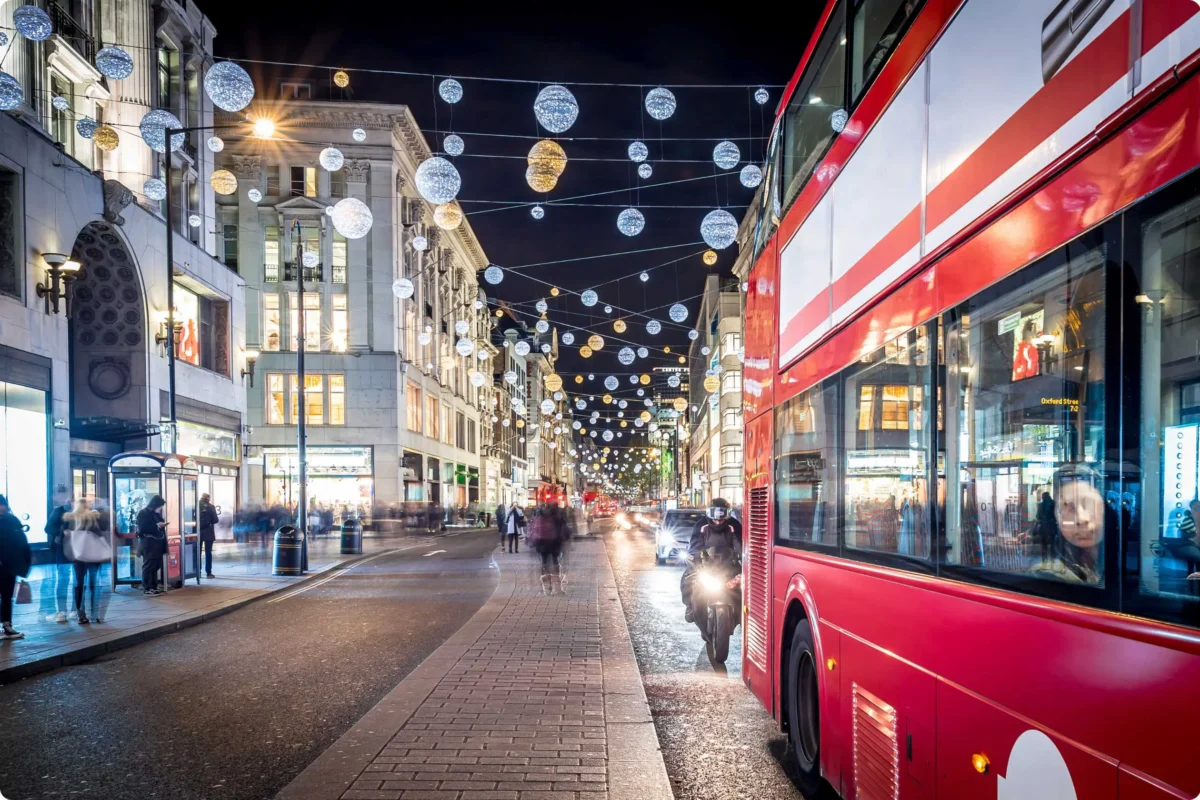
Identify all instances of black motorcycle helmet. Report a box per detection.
[708,497,730,522]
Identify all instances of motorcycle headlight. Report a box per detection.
[697,571,723,592]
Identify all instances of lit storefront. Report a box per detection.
[164,419,241,542]
[402,450,424,501]
[263,446,373,522]
[0,375,50,544]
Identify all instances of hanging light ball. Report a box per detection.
[701,345,711,355]
[603,430,615,443]
[484,265,504,285]
[588,334,605,350]
[701,208,739,249]
[581,290,598,307]
[704,375,720,393]
[575,375,584,385]
[639,272,649,284]
[669,303,688,323]
[0,33,6,47]
[320,147,345,172]
[831,108,848,133]
[664,346,671,353]
[645,86,677,120]
[688,329,699,340]
[210,168,238,195]
[205,136,224,153]
[629,375,639,385]
[545,374,564,393]
[667,374,680,388]
[579,345,593,358]
[755,87,770,105]
[647,319,662,335]
[13,5,52,41]
[740,164,763,188]
[604,305,613,314]
[246,187,262,203]
[637,347,648,359]
[93,125,120,152]
[143,178,167,201]
[533,84,579,133]
[415,156,461,204]
[535,299,548,313]
[301,252,319,270]
[433,203,463,230]
[628,141,649,163]
[76,116,97,138]
[515,340,532,357]
[473,299,484,310]
[617,208,645,237]
[352,128,367,142]
[333,70,350,88]
[470,371,487,388]
[713,141,741,170]
[535,319,549,334]
[392,277,415,299]
[531,205,545,220]
[331,197,374,239]
[561,331,575,345]
[455,320,470,336]
[188,214,202,228]
[604,376,619,391]
[614,319,627,333]
[638,163,653,180]
[526,163,559,193]
[456,338,475,357]
[674,397,688,412]
[618,347,635,366]
[528,139,568,176]
[411,235,428,252]
[139,109,185,153]
[444,134,465,156]
[504,370,518,385]
[51,95,69,111]
[95,46,134,80]
[439,78,463,104]
[419,331,432,346]
[204,61,255,111]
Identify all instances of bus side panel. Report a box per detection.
[742,412,773,711]
[744,237,777,422]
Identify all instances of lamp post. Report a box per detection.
[291,219,310,554]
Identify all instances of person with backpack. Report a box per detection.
[504,504,525,553]
[0,495,32,640]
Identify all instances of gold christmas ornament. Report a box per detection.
[525,163,558,193]
[673,397,688,412]
[334,70,350,88]
[620,420,628,428]
[93,124,119,151]
[550,286,560,296]
[603,394,613,404]
[210,168,238,195]
[702,249,719,266]
[495,309,504,317]
[588,334,604,350]
[516,418,525,429]
[603,447,610,454]
[704,375,720,392]
[434,203,463,230]
[574,375,583,384]
[664,346,671,353]
[579,345,593,358]
[678,355,687,364]
[640,411,651,422]
[544,374,563,393]
[528,139,568,177]
[613,319,627,333]
[640,374,650,385]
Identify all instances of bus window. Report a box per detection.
[849,0,924,102]
[842,325,934,558]
[776,381,839,546]
[944,243,1108,587]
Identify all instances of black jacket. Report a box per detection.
[44,503,70,560]
[0,510,32,578]
[198,501,219,542]
[688,517,743,561]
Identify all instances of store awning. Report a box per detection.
[72,416,161,443]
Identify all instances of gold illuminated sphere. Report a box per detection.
[600,457,607,464]
[93,124,119,152]
[210,168,238,196]
[588,334,604,350]
[579,345,593,358]
[678,355,686,364]
[495,309,504,317]
[550,286,560,296]
[544,374,563,393]
[639,412,651,423]
[334,70,350,88]
[516,418,525,429]
[574,375,583,384]
[603,394,613,404]
[704,375,720,392]
[664,346,671,353]
[528,139,568,177]
[526,163,559,193]
[602,447,610,454]
[434,203,463,230]
[640,374,650,385]
[673,397,688,412]
[620,420,627,428]
[613,319,626,333]
[703,249,719,266]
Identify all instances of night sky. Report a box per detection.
[202,2,819,381]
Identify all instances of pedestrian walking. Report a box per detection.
[496,503,507,546]
[0,495,32,640]
[199,493,219,579]
[62,498,111,624]
[504,504,525,553]
[41,495,74,623]
[528,504,567,595]
[137,496,167,595]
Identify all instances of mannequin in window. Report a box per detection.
[1013,320,1040,381]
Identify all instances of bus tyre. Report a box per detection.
[786,619,821,796]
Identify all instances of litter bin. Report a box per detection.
[340,517,363,555]
[273,525,305,576]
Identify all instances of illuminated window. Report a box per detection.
[329,375,345,425]
[263,294,281,352]
[291,166,317,197]
[264,225,280,282]
[407,383,423,432]
[427,395,440,440]
[289,292,321,351]
[332,232,347,283]
[880,385,910,430]
[857,385,875,430]
[331,295,348,352]
[290,374,323,425]
[266,374,285,424]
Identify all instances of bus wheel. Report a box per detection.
[786,619,821,795]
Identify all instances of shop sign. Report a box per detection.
[169,420,239,462]
[264,446,373,477]
[997,310,1023,335]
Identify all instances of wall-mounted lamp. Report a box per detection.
[155,310,183,353]
[241,350,259,387]
[36,253,83,317]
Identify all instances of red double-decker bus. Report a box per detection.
[741,1,1200,798]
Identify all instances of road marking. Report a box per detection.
[424,549,447,557]
[267,548,403,603]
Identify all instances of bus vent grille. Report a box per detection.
[852,682,900,800]
[745,486,770,669]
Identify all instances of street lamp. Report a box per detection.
[241,350,259,387]
[36,253,83,317]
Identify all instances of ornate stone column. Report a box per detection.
[345,159,371,352]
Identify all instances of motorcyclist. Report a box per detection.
[681,498,743,630]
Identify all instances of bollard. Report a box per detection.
[272,525,305,576]
[340,517,363,555]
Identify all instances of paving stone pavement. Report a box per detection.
[278,537,672,800]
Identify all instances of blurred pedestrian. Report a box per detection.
[0,494,32,640]
[529,504,568,595]
[63,498,111,624]
[199,493,219,579]
[504,504,525,554]
[137,496,167,595]
[496,502,507,546]
[41,494,73,623]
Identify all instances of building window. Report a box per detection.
[289,292,321,351]
[50,73,74,157]
[721,371,742,394]
[288,374,325,425]
[280,81,312,99]
[468,420,477,454]
[427,395,440,440]
[222,224,238,272]
[266,374,286,424]
[330,171,347,199]
[173,283,229,375]
[329,375,345,425]
[264,225,280,282]
[157,45,174,110]
[407,383,423,432]
[291,166,317,198]
[722,407,743,430]
[263,293,281,352]
[456,411,466,450]
[332,232,347,283]
[721,445,742,466]
[721,332,742,361]
[331,295,348,352]
[0,166,20,300]
[265,167,281,196]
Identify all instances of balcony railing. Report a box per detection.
[48,2,96,63]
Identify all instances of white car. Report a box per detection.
[655,509,706,565]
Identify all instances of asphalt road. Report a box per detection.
[0,529,500,800]
[601,518,818,800]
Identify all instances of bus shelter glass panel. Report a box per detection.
[112,471,158,585]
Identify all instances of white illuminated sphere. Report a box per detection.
[575,398,586,409]
[617,208,645,237]
[206,136,224,153]
[143,178,167,201]
[604,305,613,314]
[581,290,598,307]
[392,278,415,299]
[700,209,738,249]
[637,347,649,359]
[628,141,648,162]
[540,343,551,354]
[503,419,511,427]
[590,431,597,438]
[831,108,848,133]
[701,345,711,356]
[533,84,579,133]
[444,134,465,156]
[439,79,463,104]
[755,87,769,105]
[572,420,581,430]
[352,128,367,142]
[645,87,676,120]
[515,340,531,356]
[248,188,263,203]
[188,214,201,228]
[456,338,475,357]
[331,197,374,239]
[204,61,255,112]
[688,329,699,340]
[740,164,763,188]
[618,347,635,366]
[535,320,549,334]
[647,319,662,335]
[531,205,544,220]
[668,374,680,388]
[139,109,185,153]
[504,371,518,385]
[638,163,652,179]
[455,320,470,336]
[76,117,97,138]
[13,5,52,40]
[51,95,69,111]
[535,299,548,313]
[471,371,486,388]
[302,251,319,268]
[561,332,575,345]
[96,46,135,80]
[604,376,619,390]
[415,156,462,204]
[554,392,563,402]
[477,349,489,361]
[603,430,615,442]
[412,235,428,252]
[473,299,484,310]
[418,331,432,346]
[320,147,345,171]
[484,265,504,285]
[540,399,555,415]
[713,141,741,170]
[628,376,638,385]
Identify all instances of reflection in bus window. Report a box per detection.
[850,0,924,101]
[782,4,846,211]
[843,325,933,558]
[945,245,1107,586]
[776,382,839,546]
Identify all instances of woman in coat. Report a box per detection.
[64,498,110,623]
[0,494,32,639]
[137,496,167,595]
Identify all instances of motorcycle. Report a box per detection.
[693,545,742,664]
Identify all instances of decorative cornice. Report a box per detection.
[231,154,261,181]
[216,108,403,131]
[344,159,370,182]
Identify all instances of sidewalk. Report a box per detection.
[278,536,673,800]
[0,530,456,684]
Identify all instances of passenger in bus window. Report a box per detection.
[1028,464,1105,585]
